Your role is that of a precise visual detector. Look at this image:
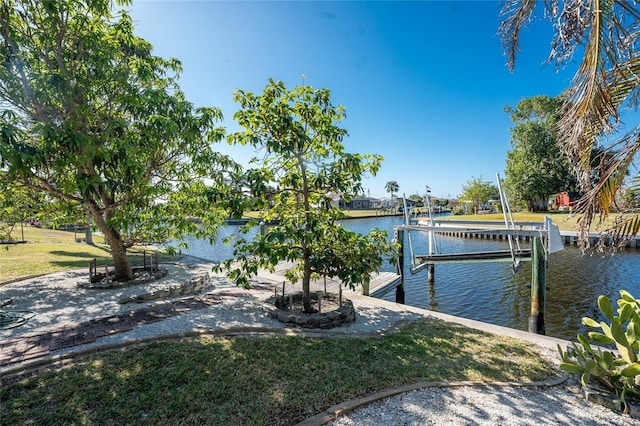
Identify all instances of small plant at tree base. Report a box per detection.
[216,79,394,313]
[558,290,640,411]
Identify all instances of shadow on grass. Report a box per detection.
[50,249,111,258]
[0,319,557,426]
[49,249,113,269]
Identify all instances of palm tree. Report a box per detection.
[499,0,640,250]
[385,181,399,209]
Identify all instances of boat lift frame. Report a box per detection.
[398,216,564,273]
[392,175,561,335]
[395,175,564,275]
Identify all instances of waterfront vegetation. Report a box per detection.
[1,319,556,425]
[558,290,640,410]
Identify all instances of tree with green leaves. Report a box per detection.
[408,193,424,207]
[504,95,577,212]
[459,176,498,214]
[0,178,45,240]
[385,181,399,207]
[219,79,394,313]
[499,0,640,248]
[0,0,237,280]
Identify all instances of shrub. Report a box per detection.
[558,290,640,410]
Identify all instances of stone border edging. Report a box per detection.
[267,292,356,328]
[0,273,50,287]
[296,373,571,426]
[117,271,210,303]
[79,268,169,290]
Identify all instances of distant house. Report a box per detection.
[555,192,581,211]
[341,196,382,210]
[380,197,395,209]
[326,193,342,209]
[448,199,461,210]
[397,198,418,212]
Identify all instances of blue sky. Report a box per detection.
[128,1,578,199]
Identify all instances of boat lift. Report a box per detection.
[393,175,562,335]
[396,174,564,276]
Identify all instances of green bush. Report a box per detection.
[558,290,640,410]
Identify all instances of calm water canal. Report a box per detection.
[181,215,640,340]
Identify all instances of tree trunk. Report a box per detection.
[302,253,312,313]
[84,226,94,245]
[90,210,133,281]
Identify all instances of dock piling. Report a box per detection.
[529,236,546,335]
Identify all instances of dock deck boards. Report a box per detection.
[254,261,402,298]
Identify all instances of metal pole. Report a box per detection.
[425,186,435,284]
[395,228,405,303]
[529,236,546,334]
[424,186,435,255]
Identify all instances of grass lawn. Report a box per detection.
[0,226,160,282]
[244,209,593,232]
[440,212,583,232]
[1,319,556,425]
[340,209,612,233]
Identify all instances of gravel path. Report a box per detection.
[330,384,637,426]
[2,261,639,425]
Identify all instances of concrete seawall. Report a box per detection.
[433,229,640,249]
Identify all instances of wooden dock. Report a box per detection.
[254,261,402,299]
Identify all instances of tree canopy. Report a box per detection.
[504,95,576,212]
[499,0,640,248]
[459,176,498,214]
[0,0,237,279]
[0,178,44,240]
[385,181,399,205]
[218,79,393,312]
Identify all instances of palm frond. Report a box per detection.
[615,213,640,240]
[607,55,640,110]
[498,0,640,251]
[575,126,640,250]
[548,0,593,67]
[592,213,640,252]
[557,1,619,183]
[498,0,537,71]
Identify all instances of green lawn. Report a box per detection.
[0,226,160,282]
[440,212,583,232]
[1,319,556,425]
[244,209,590,231]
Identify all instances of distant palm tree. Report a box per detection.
[385,181,399,208]
[499,0,640,250]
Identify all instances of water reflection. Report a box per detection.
[180,215,640,340]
